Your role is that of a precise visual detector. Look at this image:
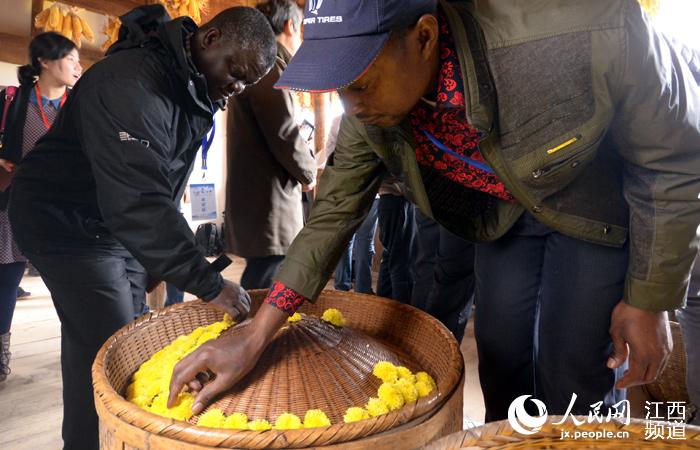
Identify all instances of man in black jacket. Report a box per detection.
[9,5,276,449]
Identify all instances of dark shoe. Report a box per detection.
[16,287,31,299]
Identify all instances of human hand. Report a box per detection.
[207,280,251,321]
[607,300,672,389]
[168,302,289,414]
[0,159,15,172]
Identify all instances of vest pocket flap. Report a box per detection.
[523,130,606,188]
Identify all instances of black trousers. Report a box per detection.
[474,213,627,422]
[411,210,475,342]
[376,195,415,303]
[240,255,285,290]
[26,252,147,450]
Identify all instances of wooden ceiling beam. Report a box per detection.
[0,33,30,66]
[0,32,103,69]
[60,0,145,17]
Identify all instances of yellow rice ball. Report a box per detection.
[287,312,303,323]
[415,371,436,388]
[372,361,398,383]
[321,308,346,327]
[416,380,434,397]
[378,382,405,411]
[394,378,419,403]
[197,408,226,428]
[248,419,272,431]
[396,366,416,383]
[366,397,389,417]
[223,412,249,429]
[148,392,195,421]
[343,407,370,423]
[274,412,303,430]
[303,409,331,428]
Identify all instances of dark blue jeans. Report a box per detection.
[678,295,700,425]
[334,198,379,293]
[0,262,25,334]
[377,195,415,303]
[165,282,184,306]
[25,252,147,450]
[474,212,627,421]
[412,210,474,342]
[241,255,285,290]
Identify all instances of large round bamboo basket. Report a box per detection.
[424,417,700,449]
[93,290,464,449]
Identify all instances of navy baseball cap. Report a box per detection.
[275,0,437,92]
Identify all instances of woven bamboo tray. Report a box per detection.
[93,290,464,449]
[643,321,696,420]
[424,417,700,449]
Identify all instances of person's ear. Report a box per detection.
[283,18,295,37]
[200,27,222,50]
[414,14,439,60]
[38,58,50,71]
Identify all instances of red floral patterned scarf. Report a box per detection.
[409,16,513,201]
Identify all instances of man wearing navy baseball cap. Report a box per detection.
[171,0,700,427]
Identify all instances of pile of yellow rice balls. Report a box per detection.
[126,308,436,429]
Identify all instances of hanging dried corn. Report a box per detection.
[102,16,122,52]
[638,0,661,17]
[35,3,95,49]
[157,0,209,25]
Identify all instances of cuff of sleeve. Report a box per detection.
[264,281,307,315]
[624,275,688,311]
[199,272,224,302]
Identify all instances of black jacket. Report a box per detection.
[0,84,32,210]
[9,5,224,300]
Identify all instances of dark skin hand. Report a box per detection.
[607,300,672,388]
[168,302,288,414]
[207,279,252,321]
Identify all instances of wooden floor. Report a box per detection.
[0,256,485,450]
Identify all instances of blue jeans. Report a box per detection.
[165,283,184,306]
[474,212,627,421]
[411,210,474,342]
[334,199,379,293]
[377,195,415,303]
[0,262,25,334]
[678,286,700,425]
